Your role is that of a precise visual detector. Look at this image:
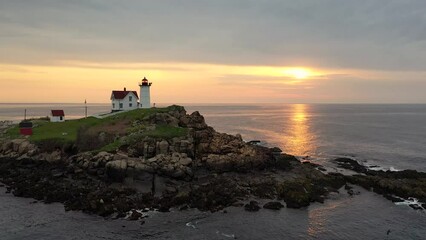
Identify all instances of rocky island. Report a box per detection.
[0,106,425,222]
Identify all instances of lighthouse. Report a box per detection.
[139,77,152,108]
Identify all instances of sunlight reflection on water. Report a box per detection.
[285,104,317,157]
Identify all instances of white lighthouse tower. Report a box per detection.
[139,77,152,108]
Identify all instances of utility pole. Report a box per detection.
[85,99,88,118]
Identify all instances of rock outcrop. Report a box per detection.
[1,105,425,222]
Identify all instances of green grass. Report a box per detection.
[3,106,186,145]
[141,125,188,139]
[29,117,101,142]
[4,125,20,139]
[96,139,123,153]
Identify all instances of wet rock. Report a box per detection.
[232,202,245,207]
[278,181,311,209]
[251,179,277,199]
[383,194,404,203]
[274,154,297,170]
[270,147,282,153]
[128,210,143,221]
[158,205,170,212]
[409,204,423,210]
[263,201,284,210]
[334,158,368,173]
[244,201,260,212]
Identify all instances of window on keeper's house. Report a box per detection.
[129,96,132,101]
[113,103,115,108]
[119,103,123,109]
[129,103,132,107]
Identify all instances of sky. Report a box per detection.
[1,0,426,103]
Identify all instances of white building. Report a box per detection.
[110,88,139,112]
[50,110,65,122]
[139,77,152,109]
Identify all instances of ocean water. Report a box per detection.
[1,103,426,239]
[185,104,426,172]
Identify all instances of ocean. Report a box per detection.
[0,103,425,239]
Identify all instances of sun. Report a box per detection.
[283,68,311,79]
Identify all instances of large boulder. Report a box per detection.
[105,159,128,182]
[334,158,368,173]
[204,154,235,172]
[11,139,26,152]
[178,157,192,166]
[208,133,244,154]
[148,113,180,127]
[0,141,13,154]
[156,140,169,155]
[186,111,208,130]
[244,201,260,212]
[263,201,284,210]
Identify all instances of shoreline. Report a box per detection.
[0,105,425,224]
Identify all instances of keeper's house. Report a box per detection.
[111,88,139,112]
[50,110,65,122]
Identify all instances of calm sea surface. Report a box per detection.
[0,103,425,239]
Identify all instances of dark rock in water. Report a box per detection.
[250,179,277,199]
[383,194,404,203]
[302,161,326,172]
[270,147,282,153]
[158,205,170,212]
[232,202,244,207]
[263,201,284,210]
[317,166,327,172]
[274,154,297,170]
[278,181,311,209]
[409,204,423,210]
[344,184,353,190]
[334,158,368,173]
[128,210,143,221]
[244,201,260,212]
[370,169,426,179]
[422,203,426,209]
[188,177,247,212]
[247,140,261,145]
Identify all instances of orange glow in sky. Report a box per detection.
[0,62,330,103]
[1,61,425,103]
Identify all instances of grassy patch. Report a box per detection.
[2,106,187,152]
[30,117,101,142]
[4,125,20,139]
[96,140,123,153]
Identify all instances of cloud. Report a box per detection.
[1,0,426,71]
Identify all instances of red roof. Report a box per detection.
[111,90,139,100]
[51,110,65,117]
